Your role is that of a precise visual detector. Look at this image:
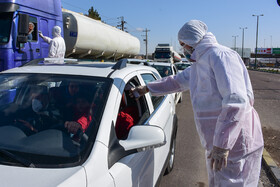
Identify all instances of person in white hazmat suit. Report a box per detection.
[131,20,264,186]
[39,26,66,58]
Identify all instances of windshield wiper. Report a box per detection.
[0,149,35,168]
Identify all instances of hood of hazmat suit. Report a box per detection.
[146,20,264,186]
[52,26,61,38]
[178,20,208,48]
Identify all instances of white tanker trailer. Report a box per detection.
[62,9,140,60]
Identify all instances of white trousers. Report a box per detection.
[205,147,263,187]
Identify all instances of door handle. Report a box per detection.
[36,48,40,53]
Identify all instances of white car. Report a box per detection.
[0,58,178,187]
[175,62,192,73]
[150,62,183,104]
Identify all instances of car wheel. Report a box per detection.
[164,136,176,175]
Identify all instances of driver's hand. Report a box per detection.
[129,86,149,99]
[64,121,82,134]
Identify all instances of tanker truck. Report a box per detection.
[0,0,140,71]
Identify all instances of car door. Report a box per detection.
[172,65,181,104]
[108,74,156,187]
[138,70,176,183]
[39,18,50,58]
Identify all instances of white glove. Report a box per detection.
[207,146,229,171]
[129,86,149,99]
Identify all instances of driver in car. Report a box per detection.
[64,92,92,136]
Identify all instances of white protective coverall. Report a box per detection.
[41,26,66,58]
[147,21,264,187]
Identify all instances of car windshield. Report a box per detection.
[175,63,191,70]
[0,12,13,44]
[155,52,171,59]
[152,65,172,77]
[0,73,112,168]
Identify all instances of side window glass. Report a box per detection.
[28,16,38,42]
[141,73,164,110]
[115,76,150,140]
[173,66,178,75]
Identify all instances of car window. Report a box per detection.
[175,63,191,70]
[115,76,150,140]
[152,65,172,77]
[141,73,164,110]
[0,73,112,168]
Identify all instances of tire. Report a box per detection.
[164,135,176,175]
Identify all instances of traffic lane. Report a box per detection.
[160,91,208,187]
[248,70,280,131]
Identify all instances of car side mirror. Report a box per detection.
[119,125,166,152]
[17,13,29,44]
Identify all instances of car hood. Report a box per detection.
[0,164,86,187]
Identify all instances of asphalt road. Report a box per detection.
[160,91,208,187]
[248,70,280,131]
[159,70,279,187]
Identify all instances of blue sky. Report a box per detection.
[62,0,280,54]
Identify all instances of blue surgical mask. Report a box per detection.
[32,99,43,113]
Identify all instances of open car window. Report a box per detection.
[0,73,112,168]
[115,76,150,140]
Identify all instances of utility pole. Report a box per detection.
[117,16,126,31]
[143,28,150,59]
[232,35,238,51]
[252,14,264,69]
[239,27,247,60]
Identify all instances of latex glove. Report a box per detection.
[207,146,229,171]
[129,85,149,99]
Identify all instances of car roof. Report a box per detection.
[1,59,158,80]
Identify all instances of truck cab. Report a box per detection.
[0,0,63,71]
[153,44,181,63]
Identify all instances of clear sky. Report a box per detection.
[61,0,280,54]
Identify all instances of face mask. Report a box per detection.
[184,47,194,55]
[32,99,43,113]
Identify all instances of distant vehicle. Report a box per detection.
[153,44,181,63]
[0,58,178,187]
[175,62,192,73]
[150,62,183,104]
[0,0,140,71]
